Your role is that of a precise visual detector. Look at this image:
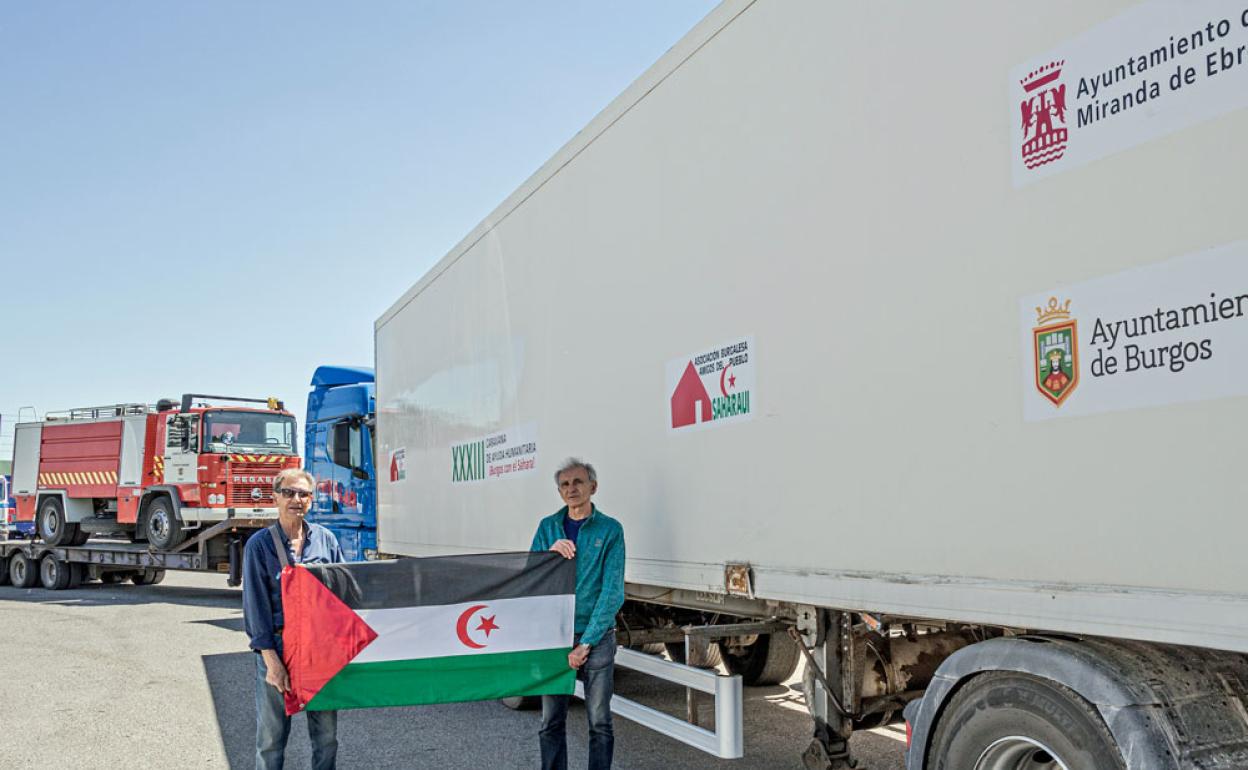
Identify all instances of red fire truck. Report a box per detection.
[10,394,300,550]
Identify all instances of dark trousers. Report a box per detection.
[540,630,616,770]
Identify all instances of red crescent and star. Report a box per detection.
[719,363,737,397]
[455,604,500,649]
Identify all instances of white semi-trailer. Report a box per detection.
[374,1,1248,767]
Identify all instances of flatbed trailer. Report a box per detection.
[0,517,272,590]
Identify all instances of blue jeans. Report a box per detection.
[255,654,338,770]
[540,630,615,770]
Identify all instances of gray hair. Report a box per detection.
[553,457,597,485]
[273,467,316,492]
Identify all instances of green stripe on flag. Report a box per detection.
[304,647,575,711]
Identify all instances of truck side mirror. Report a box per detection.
[352,467,370,481]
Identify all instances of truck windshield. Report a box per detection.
[202,411,298,455]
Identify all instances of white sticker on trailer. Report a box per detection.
[1021,240,1248,421]
[1010,0,1248,186]
[389,448,407,483]
[666,336,755,433]
[450,422,538,484]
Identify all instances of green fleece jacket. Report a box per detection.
[530,505,625,647]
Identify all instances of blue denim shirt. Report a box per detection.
[243,522,344,653]
[531,505,625,647]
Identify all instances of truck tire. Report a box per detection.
[500,696,542,711]
[132,569,166,585]
[37,497,75,547]
[0,555,9,586]
[666,639,723,669]
[69,527,90,546]
[144,498,185,550]
[9,551,38,588]
[927,671,1126,770]
[39,555,72,590]
[719,632,801,686]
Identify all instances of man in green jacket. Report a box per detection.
[531,458,625,770]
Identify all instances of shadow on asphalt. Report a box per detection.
[191,616,247,632]
[0,580,240,608]
[200,654,907,769]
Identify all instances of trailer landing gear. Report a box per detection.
[803,723,855,770]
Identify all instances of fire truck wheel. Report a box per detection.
[39,555,72,590]
[68,526,89,546]
[9,551,39,588]
[0,555,9,586]
[131,569,166,586]
[37,497,73,547]
[144,498,185,550]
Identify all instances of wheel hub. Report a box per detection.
[975,736,1070,770]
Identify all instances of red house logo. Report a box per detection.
[389,448,406,482]
[670,361,712,429]
[1020,60,1068,170]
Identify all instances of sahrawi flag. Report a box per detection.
[279,551,576,715]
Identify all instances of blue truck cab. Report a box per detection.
[304,366,377,561]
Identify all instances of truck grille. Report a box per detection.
[228,461,281,506]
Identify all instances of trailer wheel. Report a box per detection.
[144,498,185,550]
[665,639,723,669]
[927,671,1125,770]
[132,569,166,586]
[37,497,74,547]
[39,555,72,590]
[719,632,801,686]
[9,551,38,588]
[499,696,542,711]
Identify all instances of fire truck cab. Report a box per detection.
[11,394,301,550]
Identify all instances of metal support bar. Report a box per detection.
[169,517,275,553]
[573,647,743,759]
[802,610,856,770]
[684,619,789,639]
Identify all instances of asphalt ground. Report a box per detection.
[0,571,907,769]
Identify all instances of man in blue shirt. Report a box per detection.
[243,468,345,770]
[531,458,626,770]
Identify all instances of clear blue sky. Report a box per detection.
[0,1,718,458]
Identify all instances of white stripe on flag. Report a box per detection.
[351,594,576,664]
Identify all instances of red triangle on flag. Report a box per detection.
[280,565,378,715]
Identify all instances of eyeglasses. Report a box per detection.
[277,488,313,500]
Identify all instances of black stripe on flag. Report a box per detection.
[301,551,576,610]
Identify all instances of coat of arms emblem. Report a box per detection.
[1034,297,1078,406]
[1020,60,1067,169]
